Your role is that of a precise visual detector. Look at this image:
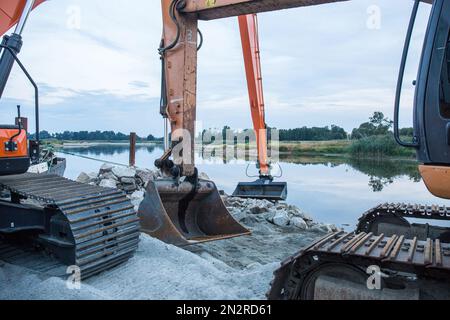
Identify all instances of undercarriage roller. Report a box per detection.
[138,178,251,246]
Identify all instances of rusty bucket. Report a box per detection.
[138,178,251,246]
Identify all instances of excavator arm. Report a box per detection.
[238,14,269,176]
[232,14,288,201]
[0,0,45,36]
[139,0,343,245]
[158,0,346,176]
[0,0,45,99]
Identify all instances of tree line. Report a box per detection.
[278,125,347,141]
[199,111,412,142]
[29,130,163,142]
[31,111,412,143]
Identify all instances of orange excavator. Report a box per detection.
[144,0,450,299]
[3,0,450,300]
[0,0,141,279]
[233,14,288,201]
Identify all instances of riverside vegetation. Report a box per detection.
[35,111,415,160]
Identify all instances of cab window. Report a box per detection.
[440,32,450,117]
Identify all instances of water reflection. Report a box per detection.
[280,156,421,193]
[64,144,163,157]
[60,144,448,228]
[64,144,421,193]
[199,146,422,193]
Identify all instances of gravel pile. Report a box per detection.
[0,235,276,300]
[224,197,338,233]
[76,164,158,210]
[77,164,337,232]
[1,164,339,300]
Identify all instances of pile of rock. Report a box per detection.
[76,164,160,210]
[76,164,337,233]
[224,197,337,233]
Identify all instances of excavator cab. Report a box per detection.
[396,0,450,199]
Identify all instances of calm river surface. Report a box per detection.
[58,144,450,229]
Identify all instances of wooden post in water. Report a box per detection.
[129,132,137,167]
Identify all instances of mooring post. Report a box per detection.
[129,132,136,167]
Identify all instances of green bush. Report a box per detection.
[349,134,415,158]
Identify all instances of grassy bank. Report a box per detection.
[348,135,415,158]
[44,135,415,160]
[278,135,416,159]
[279,140,351,156]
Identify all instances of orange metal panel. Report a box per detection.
[161,0,198,176]
[419,165,450,199]
[0,0,45,36]
[0,128,28,158]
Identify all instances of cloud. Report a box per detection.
[0,0,433,136]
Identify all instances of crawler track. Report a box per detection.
[0,174,140,279]
[268,203,450,300]
[268,231,450,299]
[358,203,450,232]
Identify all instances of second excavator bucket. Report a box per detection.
[138,178,251,246]
[232,178,288,201]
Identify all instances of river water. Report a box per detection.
[57,144,450,229]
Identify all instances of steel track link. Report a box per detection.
[357,203,450,233]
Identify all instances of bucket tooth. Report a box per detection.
[232,178,288,201]
[138,178,251,246]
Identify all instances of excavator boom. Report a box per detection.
[232,14,288,201]
[238,14,268,176]
[0,0,45,36]
[182,0,348,20]
[156,0,349,176]
[139,0,347,245]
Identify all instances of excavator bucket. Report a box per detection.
[232,178,288,201]
[138,178,251,246]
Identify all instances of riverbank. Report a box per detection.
[279,140,350,156]
[44,136,415,160]
[61,141,162,148]
[279,137,416,159]
[0,165,333,300]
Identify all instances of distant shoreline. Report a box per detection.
[45,138,416,161]
[50,141,163,148]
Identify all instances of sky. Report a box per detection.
[0,0,433,137]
